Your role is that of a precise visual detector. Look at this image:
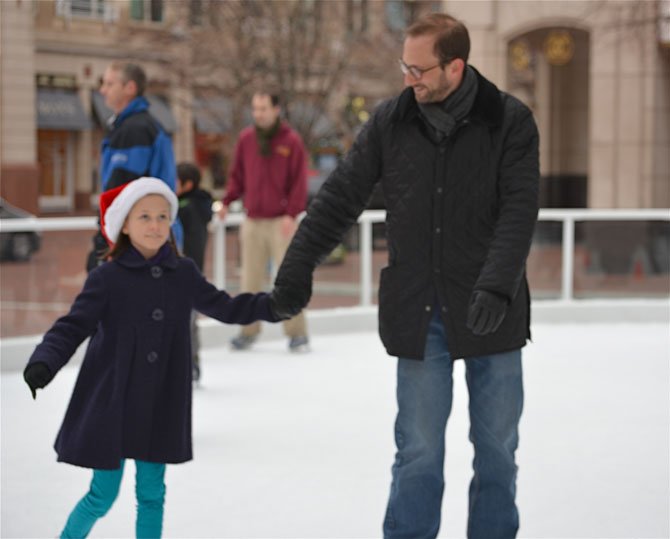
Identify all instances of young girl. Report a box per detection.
[23,177,282,538]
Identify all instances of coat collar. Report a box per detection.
[111,96,150,128]
[114,243,179,270]
[391,66,503,128]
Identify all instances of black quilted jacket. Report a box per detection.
[279,68,539,360]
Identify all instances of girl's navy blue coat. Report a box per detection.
[27,245,276,469]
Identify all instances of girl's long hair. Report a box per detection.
[101,231,179,261]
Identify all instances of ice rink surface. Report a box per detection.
[2,323,669,539]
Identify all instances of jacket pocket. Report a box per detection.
[378,266,429,357]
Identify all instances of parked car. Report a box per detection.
[0,198,41,261]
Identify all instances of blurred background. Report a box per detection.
[1,0,669,340]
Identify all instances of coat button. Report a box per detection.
[147,351,158,363]
[442,306,447,313]
[437,187,443,195]
[152,308,164,321]
[151,266,163,278]
[425,305,431,312]
[435,227,441,234]
[434,267,440,274]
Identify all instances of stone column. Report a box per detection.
[173,85,194,163]
[447,0,504,86]
[589,1,664,208]
[647,28,670,207]
[0,0,39,213]
[76,79,94,211]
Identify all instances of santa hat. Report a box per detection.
[100,177,178,245]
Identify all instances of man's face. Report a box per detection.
[100,67,135,114]
[402,34,462,104]
[252,93,280,130]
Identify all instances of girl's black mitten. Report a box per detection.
[23,362,54,400]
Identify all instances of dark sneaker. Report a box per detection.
[288,336,310,353]
[230,334,257,350]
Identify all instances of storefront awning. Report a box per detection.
[91,91,177,134]
[193,97,232,134]
[36,89,91,130]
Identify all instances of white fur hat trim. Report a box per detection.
[102,177,178,244]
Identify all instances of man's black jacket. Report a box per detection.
[276,68,539,360]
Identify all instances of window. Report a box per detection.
[384,0,401,31]
[130,0,163,23]
[56,0,117,21]
[347,0,368,33]
[190,0,204,26]
[385,0,432,31]
[71,0,104,18]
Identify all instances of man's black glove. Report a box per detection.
[466,290,509,336]
[23,362,54,400]
[270,270,313,321]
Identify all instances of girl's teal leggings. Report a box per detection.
[60,459,166,539]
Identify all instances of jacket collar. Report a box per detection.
[275,121,291,137]
[391,66,503,128]
[114,243,178,270]
[111,96,150,127]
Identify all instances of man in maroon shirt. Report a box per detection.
[218,91,309,352]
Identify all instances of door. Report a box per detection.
[37,130,75,211]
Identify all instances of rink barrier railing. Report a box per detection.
[1,208,669,304]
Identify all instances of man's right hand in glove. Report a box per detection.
[23,362,54,400]
[270,268,313,321]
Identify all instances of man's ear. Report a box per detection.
[125,79,138,99]
[449,58,466,77]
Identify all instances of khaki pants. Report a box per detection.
[239,217,307,338]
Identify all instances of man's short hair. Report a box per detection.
[253,90,280,108]
[405,13,470,65]
[110,61,147,96]
[177,162,202,189]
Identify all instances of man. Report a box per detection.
[270,13,539,539]
[86,61,181,270]
[219,91,309,353]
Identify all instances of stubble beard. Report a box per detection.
[413,72,452,104]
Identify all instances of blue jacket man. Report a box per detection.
[100,96,176,192]
[87,62,182,270]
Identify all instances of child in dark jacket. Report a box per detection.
[177,163,213,383]
[176,163,212,272]
[23,177,283,539]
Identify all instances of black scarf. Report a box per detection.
[255,119,281,156]
[418,65,478,141]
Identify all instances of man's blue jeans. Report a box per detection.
[60,459,166,538]
[383,311,523,539]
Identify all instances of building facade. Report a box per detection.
[1,0,668,215]
[448,0,670,209]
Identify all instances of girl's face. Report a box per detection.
[121,194,172,259]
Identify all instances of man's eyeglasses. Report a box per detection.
[398,59,444,80]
